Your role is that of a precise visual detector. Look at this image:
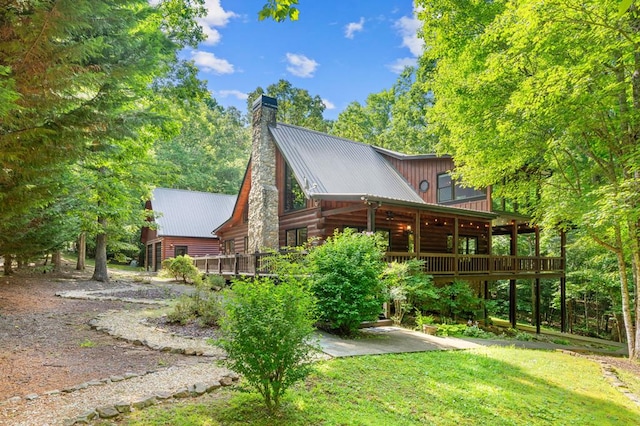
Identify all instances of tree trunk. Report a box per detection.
[91,218,109,282]
[76,232,86,271]
[52,250,62,273]
[3,254,13,275]
[613,230,635,358]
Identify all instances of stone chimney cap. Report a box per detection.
[252,94,278,111]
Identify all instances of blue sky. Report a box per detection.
[183,1,423,120]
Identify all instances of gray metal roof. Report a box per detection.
[269,123,426,204]
[151,188,236,238]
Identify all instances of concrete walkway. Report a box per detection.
[316,326,628,358]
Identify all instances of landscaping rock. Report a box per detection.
[96,405,119,419]
[173,387,190,398]
[206,381,222,392]
[132,396,156,409]
[115,401,132,413]
[220,376,234,386]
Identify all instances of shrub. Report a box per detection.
[307,228,387,336]
[216,275,317,413]
[383,259,438,325]
[162,255,200,283]
[167,282,223,326]
[436,279,483,321]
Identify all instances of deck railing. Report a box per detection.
[192,251,564,278]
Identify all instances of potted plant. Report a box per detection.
[415,310,438,335]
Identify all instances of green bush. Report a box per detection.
[162,255,200,283]
[307,229,387,336]
[216,275,318,413]
[167,282,223,326]
[383,259,438,325]
[436,279,483,321]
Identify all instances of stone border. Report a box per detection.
[62,374,239,425]
[557,349,640,407]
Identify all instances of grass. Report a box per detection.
[104,346,640,425]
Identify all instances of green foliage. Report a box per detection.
[216,275,317,413]
[247,80,331,132]
[258,0,300,22]
[307,229,387,336]
[435,323,467,337]
[167,282,223,326]
[383,259,438,325]
[332,66,437,153]
[162,255,200,283]
[417,0,640,356]
[436,280,482,321]
[414,310,436,331]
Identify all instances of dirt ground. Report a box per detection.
[0,264,190,401]
[1,263,640,403]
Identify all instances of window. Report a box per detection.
[174,245,188,257]
[437,172,485,203]
[284,162,306,212]
[447,235,478,254]
[285,227,308,247]
[242,202,249,223]
[223,239,235,254]
[243,236,249,253]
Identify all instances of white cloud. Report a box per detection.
[322,98,335,110]
[191,51,234,74]
[213,89,248,100]
[345,17,365,39]
[198,0,238,45]
[395,15,424,57]
[388,57,418,74]
[285,53,318,78]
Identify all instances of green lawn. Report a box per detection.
[107,346,640,425]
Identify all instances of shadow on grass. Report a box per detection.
[121,347,640,425]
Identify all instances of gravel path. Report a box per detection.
[0,280,233,426]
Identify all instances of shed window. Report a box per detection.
[174,245,188,257]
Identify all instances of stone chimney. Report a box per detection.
[248,95,279,252]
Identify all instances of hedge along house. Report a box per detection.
[141,188,236,272]
[214,95,567,331]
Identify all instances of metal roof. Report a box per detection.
[151,188,236,238]
[269,123,426,204]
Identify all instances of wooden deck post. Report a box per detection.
[453,217,459,276]
[254,250,260,278]
[535,278,541,334]
[509,279,517,329]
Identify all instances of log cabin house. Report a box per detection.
[141,188,236,271]
[210,95,567,331]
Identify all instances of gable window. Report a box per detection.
[174,245,188,257]
[437,172,485,203]
[286,227,308,247]
[284,162,306,212]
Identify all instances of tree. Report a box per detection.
[332,66,436,153]
[153,97,250,194]
[0,0,207,277]
[217,275,317,413]
[417,0,640,357]
[307,229,387,336]
[247,79,331,132]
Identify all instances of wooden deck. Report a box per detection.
[193,251,564,281]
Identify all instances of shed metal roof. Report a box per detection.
[269,123,425,204]
[151,188,236,238]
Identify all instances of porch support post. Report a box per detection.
[414,210,421,255]
[560,230,567,333]
[484,280,490,324]
[509,220,518,328]
[509,279,517,329]
[535,278,541,334]
[454,217,459,276]
[366,204,376,232]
